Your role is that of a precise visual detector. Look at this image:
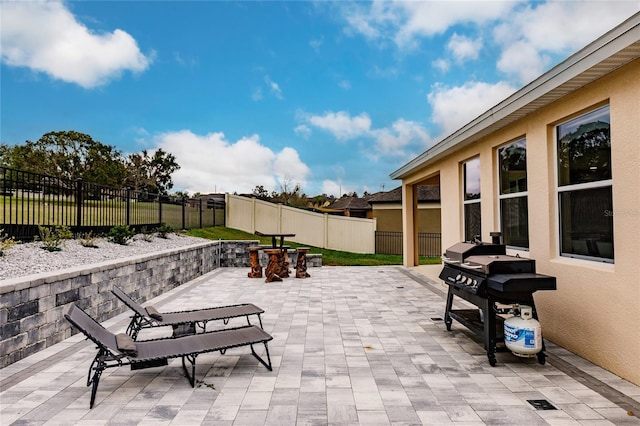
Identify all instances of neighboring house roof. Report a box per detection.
[327,195,374,211]
[197,193,225,200]
[368,185,440,204]
[307,194,336,209]
[390,12,640,180]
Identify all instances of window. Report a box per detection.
[463,157,481,242]
[498,139,529,248]
[556,105,613,262]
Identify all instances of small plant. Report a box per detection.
[78,232,100,248]
[155,223,173,239]
[106,225,135,245]
[37,225,72,252]
[0,229,18,257]
[140,226,155,242]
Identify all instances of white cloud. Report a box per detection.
[432,58,450,73]
[494,1,638,53]
[321,179,354,198]
[309,36,324,52]
[394,1,512,48]
[273,148,310,185]
[251,87,263,101]
[494,1,639,83]
[447,33,482,63]
[341,2,388,41]
[367,65,399,79]
[339,1,514,49]
[338,80,351,90]
[371,119,431,157]
[0,1,151,88]
[294,124,312,139]
[264,75,283,99]
[306,111,372,141]
[301,111,431,159]
[151,130,310,194]
[427,81,517,136]
[338,1,638,84]
[497,41,551,84]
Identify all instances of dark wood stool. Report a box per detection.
[264,249,283,282]
[279,248,290,278]
[295,247,311,278]
[247,247,262,278]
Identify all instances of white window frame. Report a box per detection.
[462,157,481,242]
[554,105,613,263]
[497,138,529,250]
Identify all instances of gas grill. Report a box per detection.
[440,233,556,366]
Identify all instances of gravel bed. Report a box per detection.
[0,234,211,281]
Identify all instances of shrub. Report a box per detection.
[140,226,155,242]
[78,232,100,248]
[155,223,173,239]
[37,225,72,252]
[0,229,17,257]
[106,225,135,245]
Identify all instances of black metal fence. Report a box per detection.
[1,167,225,241]
[375,231,442,257]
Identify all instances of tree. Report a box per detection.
[0,131,127,186]
[0,144,13,167]
[270,176,308,207]
[252,185,271,201]
[125,149,180,194]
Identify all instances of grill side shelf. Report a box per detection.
[488,273,557,293]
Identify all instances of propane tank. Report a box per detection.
[504,305,542,357]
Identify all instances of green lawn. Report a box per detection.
[186,226,441,267]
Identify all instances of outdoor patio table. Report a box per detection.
[255,231,296,249]
[255,231,295,281]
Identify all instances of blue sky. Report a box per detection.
[2,1,638,197]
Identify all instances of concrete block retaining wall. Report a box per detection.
[0,240,321,368]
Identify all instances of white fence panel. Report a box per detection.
[327,215,375,253]
[225,194,376,253]
[226,195,253,233]
[281,205,326,248]
[255,199,280,233]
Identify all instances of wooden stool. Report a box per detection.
[295,247,311,278]
[247,247,262,278]
[279,249,290,278]
[264,249,283,282]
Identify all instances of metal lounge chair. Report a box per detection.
[111,285,264,340]
[64,303,273,408]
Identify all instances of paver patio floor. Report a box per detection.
[1,266,639,425]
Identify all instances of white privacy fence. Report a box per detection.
[225,194,376,254]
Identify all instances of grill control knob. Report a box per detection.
[466,277,473,285]
[456,274,462,282]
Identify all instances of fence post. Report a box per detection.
[75,179,83,228]
[126,188,131,226]
[182,196,186,230]
[158,194,163,225]
[199,198,203,229]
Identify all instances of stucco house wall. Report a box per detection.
[392,15,640,386]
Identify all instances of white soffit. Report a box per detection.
[391,12,640,181]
